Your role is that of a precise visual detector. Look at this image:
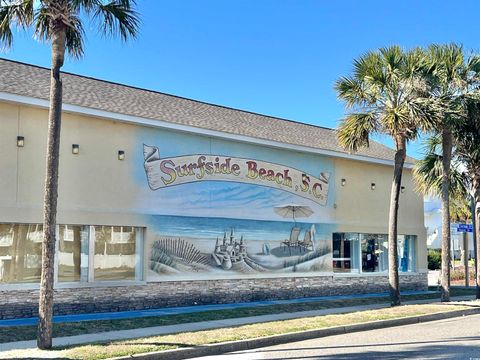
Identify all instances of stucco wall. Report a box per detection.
[333,158,427,271]
[0,101,427,315]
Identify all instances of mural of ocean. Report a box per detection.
[149,215,334,242]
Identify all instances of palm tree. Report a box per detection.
[421,44,480,301]
[416,97,480,297]
[0,0,139,349]
[413,135,471,285]
[335,46,438,306]
[455,97,480,298]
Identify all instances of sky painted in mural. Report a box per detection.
[148,215,335,243]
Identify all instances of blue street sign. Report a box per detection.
[457,224,473,232]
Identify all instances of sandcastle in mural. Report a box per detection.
[211,229,247,270]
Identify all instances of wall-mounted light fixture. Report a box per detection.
[72,144,80,155]
[401,186,406,193]
[118,150,125,160]
[371,183,376,190]
[17,136,24,147]
[341,178,346,187]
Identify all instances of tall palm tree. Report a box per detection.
[422,44,480,301]
[335,46,437,306]
[455,97,480,298]
[0,0,139,349]
[416,97,480,297]
[413,135,471,284]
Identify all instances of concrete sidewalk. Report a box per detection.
[0,294,475,353]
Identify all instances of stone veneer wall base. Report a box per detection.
[0,273,427,319]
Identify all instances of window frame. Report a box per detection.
[0,222,145,289]
[332,232,418,275]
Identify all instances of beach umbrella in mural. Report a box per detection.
[274,204,313,226]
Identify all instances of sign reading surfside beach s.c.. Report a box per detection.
[143,145,330,205]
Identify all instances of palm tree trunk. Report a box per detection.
[462,231,469,287]
[473,175,480,299]
[388,136,406,306]
[440,129,453,302]
[37,27,66,350]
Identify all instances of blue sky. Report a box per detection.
[4,0,480,158]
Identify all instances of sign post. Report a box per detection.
[457,222,473,287]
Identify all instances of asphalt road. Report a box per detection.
[192,314,480,360]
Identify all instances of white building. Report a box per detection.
[424,196,474,259]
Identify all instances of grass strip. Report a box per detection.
[3,303,473,360]
[0,288,475,344]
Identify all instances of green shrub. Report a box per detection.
[428,249,441,270]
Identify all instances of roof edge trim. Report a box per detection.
[0,91,414,169]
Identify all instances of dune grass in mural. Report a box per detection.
[150,238,211,274]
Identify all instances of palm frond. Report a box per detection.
[403,48,430,84]
[413,135,468,197]
[70,0,101,11]
[422,133,442,154]
[352,51,383,81]
[449,193,471,223]
[0,6,13,48]
[334,76,371,108]
[93,0,139,41]
[33,5,49,42]
[65,13,84,58]
[34,0,138,60]
[379,45,403,82]
[455,97,480,168]
[413,151,444,196]
[407,97,441,132]
[337,112,377,152]
[0,0,34,49]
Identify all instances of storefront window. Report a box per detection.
[0,224,43,284]
[58,225,88,282]
[0,223,142,285]
[333,232,414,274]
[332,233,360,272]
[398,235,416,272]
[360,234,388,272]
[94,226,136,281]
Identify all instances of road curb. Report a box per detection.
[109,307,480,360]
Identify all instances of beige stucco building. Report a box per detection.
[0,59,426,318]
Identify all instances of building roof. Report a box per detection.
[0,58,415,164]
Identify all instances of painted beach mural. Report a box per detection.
[138,133,336,280]
[147,215,334,279]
